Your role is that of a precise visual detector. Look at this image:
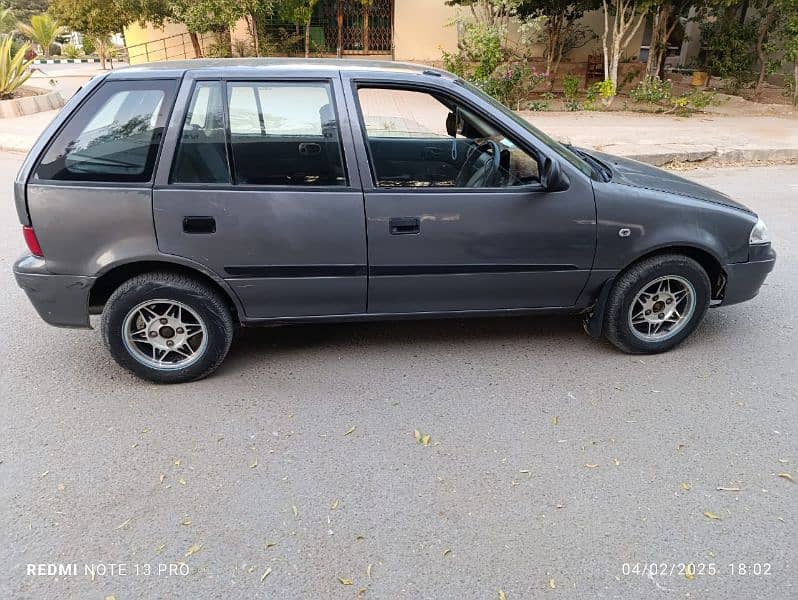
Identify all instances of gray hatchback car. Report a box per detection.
[13,59,776,383]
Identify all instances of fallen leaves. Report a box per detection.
[367,563,373,579]
[777,472,794,483]
[330,499,340,510]
[549,578,557,589]
[584,464,599,469]
[184,543,202,558]
[249,458,258,469]
[442,549,452,557]
[414,430,431,447]
[680,482,691,491]
[292,505,299,520]
[338,577,354,585]
[260,567,272,583]
[115,518,132,530]
[498,590,507,600]
[703,511,722,521]
[344,426,357,436]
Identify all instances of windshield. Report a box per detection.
[455,79,594,178]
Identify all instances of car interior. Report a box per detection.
[359,87,541,189]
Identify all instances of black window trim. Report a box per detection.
[167,77,352,191]
[350,79,549,194]
[31,77,180,187]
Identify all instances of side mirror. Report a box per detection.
[540,157,570,192]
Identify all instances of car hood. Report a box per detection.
[587,150,754,214]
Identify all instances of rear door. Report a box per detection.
[153,70,367,319]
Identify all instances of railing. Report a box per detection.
[123,32,212,64]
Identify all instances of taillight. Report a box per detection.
[22,226,43,257]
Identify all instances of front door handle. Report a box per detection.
[389,217,420,235]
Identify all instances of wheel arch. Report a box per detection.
[89,259,243,323]
[619,244,726,300]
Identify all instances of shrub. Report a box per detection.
[683,88,716,110]
[526,99,549,111]
[0,37,33,99]
[629,76,672,104]
[562,73,580,101]
[61,43,81,59]
[700,18,758,89]
[81,36,95,55]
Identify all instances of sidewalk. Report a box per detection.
[2,95,797,166]
[520,110,798,166]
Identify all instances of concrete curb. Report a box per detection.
[32,58,103,64]
[0,88,64,119]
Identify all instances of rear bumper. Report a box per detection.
[719,245,776,307]
[13,255,94,328]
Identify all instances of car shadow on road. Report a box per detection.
[222,313,610,367]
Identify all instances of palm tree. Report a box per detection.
[17,14,63,58]
[0,6,16,35]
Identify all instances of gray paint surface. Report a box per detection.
[12,58,771,326]
[1,156,795,599]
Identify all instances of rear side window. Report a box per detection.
[171,81,230,184]
[170,80,346,187]
[35,80,177,182]
[227,81,346,187]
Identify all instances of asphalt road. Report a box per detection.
[0,154,795,600]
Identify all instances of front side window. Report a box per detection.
[357,86,541,189]
[35,80,177,182]
[226,81,346,186]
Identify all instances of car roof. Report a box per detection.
[106,58,454,80]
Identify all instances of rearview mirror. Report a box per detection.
[540,157,570,192]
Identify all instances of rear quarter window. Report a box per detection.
[34,79,178,183]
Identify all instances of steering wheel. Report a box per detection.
[455,140,502,188]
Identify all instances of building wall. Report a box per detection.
[124,22,195,64]
[393,0,459,61]
[123,2,647,69]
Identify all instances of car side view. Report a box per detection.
[13,59,776,383]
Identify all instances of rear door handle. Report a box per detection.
[183,216,216,234]
[389,217,420,235]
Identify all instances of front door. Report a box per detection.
[346,81,597,314]
[153,73,367,319]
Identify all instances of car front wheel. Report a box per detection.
[101,272,234,383]
[604,254,711,354]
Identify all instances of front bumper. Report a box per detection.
[719,244,776,306]
[13,255,95,328]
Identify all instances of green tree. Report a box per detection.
[277,0,320,57]
[600,0,653,104]
[777,0,798,104]
[0,4,16,34]
[6,0,48,24]
[516,0,600,81]
[48,0,126,67]
[17,13,63,57]
[644,0,691,78]
[171,0,246,57]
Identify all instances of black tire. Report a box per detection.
[101,272,234,383]
[604,254,711,354]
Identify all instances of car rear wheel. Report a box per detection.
[604,254,711,354]
[101,272,234,383]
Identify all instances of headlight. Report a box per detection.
[749,218,770,245]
